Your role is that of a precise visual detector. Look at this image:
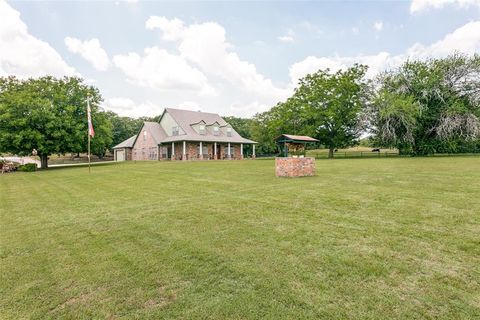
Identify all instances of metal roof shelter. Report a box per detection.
[276,134,319,157]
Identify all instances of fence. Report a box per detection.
[312,151,400,159]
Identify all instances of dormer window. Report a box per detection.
[199,124,206,135]
[213,126,219,136]
[172,126,179,136]
[226,127,232,137]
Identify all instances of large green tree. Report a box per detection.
[371,54,480,155]
[293,64,370,158]
[0,76,109,168]
[106,112,144,149]
[252,64,370,157]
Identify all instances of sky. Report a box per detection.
[1,0,480,118]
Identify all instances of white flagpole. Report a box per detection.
[87,95,91,173]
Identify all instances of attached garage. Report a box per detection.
[112,135,136,161]
[115,149,126,161]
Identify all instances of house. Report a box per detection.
[112,108,257,161]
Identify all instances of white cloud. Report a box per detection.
[145,16,185,41]
[410,0,480,13]
[289,21,480,83]
[113,46,216,96]
[145,16,291,104]
[64,37,110,71]
[277,29,295,43]
[0,0,76,78]
[373,21,384,31]
[406,21,480,57]
[289,52,400,83]
[229,101,270,116]
[278,35,294,43]
[177,101,201,111]
[103,97,164,118]
[352,27,360,35]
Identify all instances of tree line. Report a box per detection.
[0,53,479,168]
[248,53,480,157]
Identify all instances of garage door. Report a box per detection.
[116,149,125,161]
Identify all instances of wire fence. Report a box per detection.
[312,151,400,159]
[257,151,480,159]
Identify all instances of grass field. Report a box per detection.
[1,158,479,319]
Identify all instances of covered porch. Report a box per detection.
[160,141,256,160]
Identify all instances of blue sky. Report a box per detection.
[1,0,480,117]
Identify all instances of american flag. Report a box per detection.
[87,97,95,138]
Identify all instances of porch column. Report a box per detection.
[252,144,256,159]
[183,141,186,160]
[228,142,231,159]
[214,142,217,160]
[171,142,175,160]
[240,143,243,159]
[199,141,203,160]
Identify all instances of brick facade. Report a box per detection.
[168,142,244,160]
[275,157,315,177]
[132,127,158,161]
[132,132,247,161]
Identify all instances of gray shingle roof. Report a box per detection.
[143,122,168,144]
[116,109,256,148]
[162,108,256,144]
[112,135,137,149]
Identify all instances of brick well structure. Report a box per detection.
[275,157,315,177]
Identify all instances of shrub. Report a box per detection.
[18,163,37,172]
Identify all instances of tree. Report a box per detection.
[0,76,108,168]
[107,112,144,149]
[371,53,480,155]
[251,101,310,154]
[223,116,253,139]
[90,111,113,158]
[251,65,370,157]
[291,65,370,158]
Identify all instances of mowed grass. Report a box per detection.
[1,158,479,319]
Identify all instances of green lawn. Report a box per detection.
[1,158,479,319]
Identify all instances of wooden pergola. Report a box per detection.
[275,134,319,157]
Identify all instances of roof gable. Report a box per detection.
[113,135,137,149]
[154,108,257,144]
[132,122,167,147]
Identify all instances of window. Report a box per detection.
[197,145,208,155]
[149,147,157,160]
[172,126,179,136]
[160,146,168,159]
[213,126,219,136]
[143,130,147,140]
[199,124,206,135]
[226,127,232,137]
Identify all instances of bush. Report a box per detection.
[18,163,37,172]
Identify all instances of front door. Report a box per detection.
[166,146,171,159]
[217,144,221,159]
